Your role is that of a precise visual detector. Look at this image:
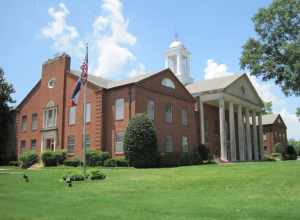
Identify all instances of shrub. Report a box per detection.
[63,158,81,167]
[41,151,66,167]
[85,150,111,166]
[62,172,85,181]
[282,145,297,160]
[124,114,159,168]
[159,153,178,167]
[103,158,129,167]
[198,144,209,161]
[8,161,21,167]
[180,153,203,166]
[274,143,285,154]
[103,158,117,167]
[19,150,38,169]
[90,170,106,180]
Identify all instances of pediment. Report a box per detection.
[225,75,264,106]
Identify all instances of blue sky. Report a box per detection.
[1,0,299,139]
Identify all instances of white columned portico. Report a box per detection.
[238,105,246,161]
[258,112,264,160]
[199,100,205,144]
[219,99,227,161]
[245,108,252,160]
[252,110,259,160]
[229,102,236,161]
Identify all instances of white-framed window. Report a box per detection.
[181,109,188,126]
[263,134,267,141]
[31,113,38,131]
[20,140,26,153]
[165,103,173,123]
[182,136,189,153]
[69,106,76,125]
[21,115,27,131]
[161,78,175,89]
[48,78,56,88]
[67,135,75,153]
[31,139,36,150]
[147,100,155,120]
[165,135,173,152]
[86,103,91,123]
[84,134,90,149]
[115,132,125,153]
[115,98,124,120]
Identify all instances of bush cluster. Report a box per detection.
[63,158,81,167]
[85,150,110,166]
[19,150,39,169]
[90,170,106,180]
[103,158,128,167]
[282,145,297,160]
[41,151,66,167]
[124,114,159,168]
[159,152,203,167]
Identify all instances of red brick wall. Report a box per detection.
[263,124,287,153]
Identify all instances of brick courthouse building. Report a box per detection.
[16,40,284,161]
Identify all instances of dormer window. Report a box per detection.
[161,78,175,89]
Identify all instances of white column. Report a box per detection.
[258,112,264,160]
[238,105,246,161]
[245,108,252,160]
[200,100,205,144]
[229,102,236,161]
[219,99,227,161]
[252,110,259,160]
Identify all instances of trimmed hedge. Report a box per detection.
[103,158,129,167]
[85,150,110,166]
[63,158,81,167]
[19,150,39,169]
[90,170,106,180]
[41,151,66,167]
[159,152,203,167]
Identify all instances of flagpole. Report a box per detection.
[82,43,88,177]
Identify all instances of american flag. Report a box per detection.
[71,44,88,106]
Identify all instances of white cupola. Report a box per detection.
[165,35,193,85]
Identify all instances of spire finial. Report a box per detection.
[174,32,178,41]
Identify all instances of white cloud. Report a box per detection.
[41,3,79,51]
[279,109,300,140]
[41,0,144,78]
[128,62,145,77]
[204,59,234,79]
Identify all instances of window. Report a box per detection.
[263,134,267,141]
[165,136,173,152]
[84,134,90,149]
[21,115,27,131]
[48,78,56,88]
[31,113,38,131]
[115,132,125,153]
[182,136,189,152]
[69,106,76,125]
[147,100,155,120]
[165,103,173,123]
[44,102,57,129]
[67,135,75,153]
[86,103,91,123]
[20,140,26,152]
[31,139,36,150]
[115,98,124,120]
[181,109,188,126]
[161,78,175,89]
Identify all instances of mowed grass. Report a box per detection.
[0,161,300,220]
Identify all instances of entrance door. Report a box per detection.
[46,138,55,151]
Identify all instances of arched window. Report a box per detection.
[43,101,57,128]
[161,78,175,89]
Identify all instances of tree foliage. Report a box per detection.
[0,67,15,164]
[296,108,300,121]
[262,101,273,114]
[124,114,158,168]
[240,0,300,96]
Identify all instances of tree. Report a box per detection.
[124,114,158,168]
[240,0,300,96]
[262,101,273,115]
[289,138,300,155]
[296,108,300,121]
[0,67,15,164]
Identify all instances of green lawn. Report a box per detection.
[0,161,299,220]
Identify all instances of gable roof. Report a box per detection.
[261,114,279,125]
[69,69,162,89]
[186,74,241,95]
